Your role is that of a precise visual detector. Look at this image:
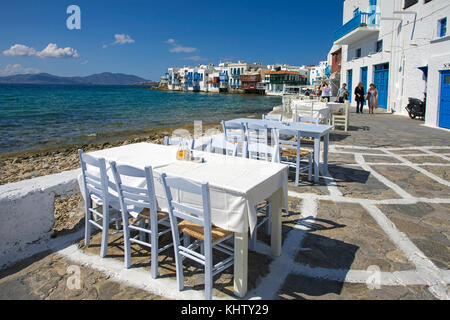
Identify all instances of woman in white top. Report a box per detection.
[321,83,331,102]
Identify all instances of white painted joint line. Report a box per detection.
[354,153,413,199]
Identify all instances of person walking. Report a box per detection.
[337,83,349,103]
[367,83,378,114]
[321,82,331,102]
[354,82,365,113]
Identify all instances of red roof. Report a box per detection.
[266,70,306,77]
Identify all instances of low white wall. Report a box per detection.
[0,168,81,268]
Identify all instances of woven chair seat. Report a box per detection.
[281,148,311,158]
[178,220,233,243]
[257,200,268,210]
[137,208,169,220]
[299,138,314,145]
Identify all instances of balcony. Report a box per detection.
[334,12,380,45]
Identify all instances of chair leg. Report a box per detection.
[249,230,257,251]
[100,206,109,258]
[295,157,300,187]
[139,218,146,242]
[150,213,158,279]
[84,200,92,246]
[200,242,205,255]
[122,212,131,269]
[265,203,271,236]
[204,240,213,300]
[308,153,313,182]
[169,219,184,291]
[183,234,190,247]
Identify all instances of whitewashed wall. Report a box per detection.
[338,0,450,128]
[0,169,81,267]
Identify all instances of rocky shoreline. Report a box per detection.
[0,122,223,186]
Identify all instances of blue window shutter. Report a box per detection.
[440,18,447,37]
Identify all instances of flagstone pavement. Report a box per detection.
[0,109,449,300]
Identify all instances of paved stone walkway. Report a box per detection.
[0,110,448,300]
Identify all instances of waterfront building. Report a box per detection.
[265,70,308,96]
[240,72,261,93]
[334,0,450,129]
[207,71,221,93]
[227,61,264,90]
[167,67,181,91]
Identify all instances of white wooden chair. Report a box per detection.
[247,141,279,163]
[245,142,280,250]
[246,122,268,145]
[221,120,246,156]
[262,114,282,121]
[78,149,122,258]
[294,101,314,118]
[332,100,350,131]
[205,136,238,157]
[161,174,234,300]
[110,162,172,279]
[273,129,313,186]
[297,115,320,125]
[164,136,194,149]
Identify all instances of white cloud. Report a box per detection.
[166,38,198,53]
[2,43,79,59]
[180,56,207,61]
[3,44,37,57]
[113,34,135,45]
[170,45,197,53]
[0,64,40,76]
[37,43,79,58]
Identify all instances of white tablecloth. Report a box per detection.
[291,100,331,120]
[78,142,289,234]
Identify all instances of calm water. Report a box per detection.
[0,85,280,155]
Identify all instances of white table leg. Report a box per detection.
[233,231,248,298]
[269,188,283,257]
[323,133,329,175]
[314,136,320,183]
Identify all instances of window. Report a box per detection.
[404,0,418,9]
[439,17,447,37]
[376,40,383,52]
[356,48,362,58]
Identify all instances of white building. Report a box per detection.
[334,0,450,129]
[310,61,330,86]
[227,61,264,89]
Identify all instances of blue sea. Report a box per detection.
[0,85,281,155]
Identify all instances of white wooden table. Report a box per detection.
[80,142,289,297]
[227,118,333,183]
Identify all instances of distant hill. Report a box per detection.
[0,72,150,85]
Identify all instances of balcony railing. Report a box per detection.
[333,12,380,42]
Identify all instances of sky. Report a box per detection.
[0,0,343,80]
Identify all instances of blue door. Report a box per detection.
[361,67,368,105]
[439,70,450,129]
[373,63,389,109]
[347,69,353,102]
